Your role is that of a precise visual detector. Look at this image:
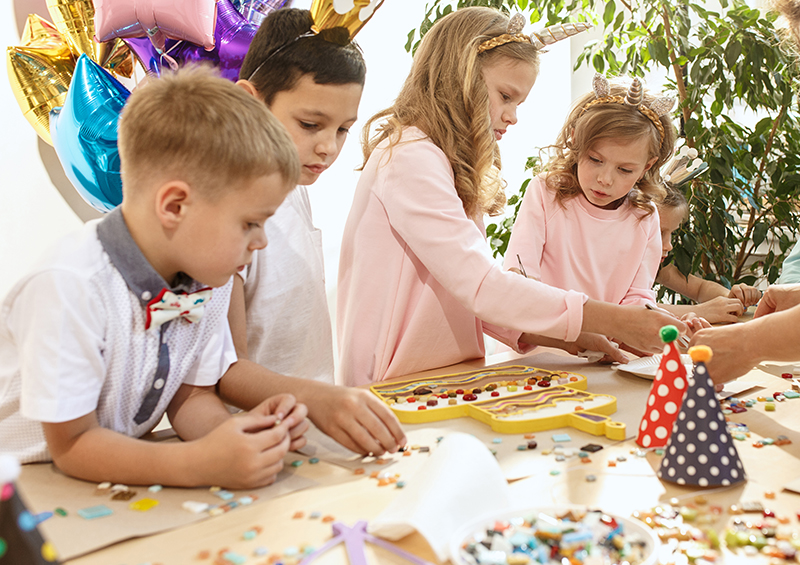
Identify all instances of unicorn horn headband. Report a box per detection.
[477,13,592,54]
[580,73,676,142]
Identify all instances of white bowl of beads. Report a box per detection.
[449,506,659,565]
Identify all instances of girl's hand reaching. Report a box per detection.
[729,283,761,309]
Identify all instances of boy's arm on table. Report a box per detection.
[690,303,800,384]
[223,278,406,456]
[41,388,293,489]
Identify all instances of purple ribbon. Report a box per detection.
[299,521,436,565]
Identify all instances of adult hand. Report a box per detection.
[305,384,407,456]
[729,283,761,308]
[754,284,800,318]
[689,325,758,385]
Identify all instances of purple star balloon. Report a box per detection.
[124,0,260,81]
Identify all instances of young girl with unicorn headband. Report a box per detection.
[216,2,408,457]
[336,8,686,385]
[506,74,675,309]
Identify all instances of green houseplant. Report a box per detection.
[408,0,800,297]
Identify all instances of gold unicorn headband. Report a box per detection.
[477,13,592,54]
[580,73,676,142]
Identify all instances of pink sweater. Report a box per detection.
[336,128,587,386]
[506,174,661,307]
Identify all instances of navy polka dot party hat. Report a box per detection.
[657,346,746,487]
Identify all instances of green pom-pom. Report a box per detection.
[660,325,679,343]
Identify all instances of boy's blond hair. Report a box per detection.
[118,65,300,198]
[361,7,540,218]
[545,81,676,216]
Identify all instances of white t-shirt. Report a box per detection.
[0,209,237,463]
[241,186,335,384]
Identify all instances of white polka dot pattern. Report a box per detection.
[637,340,688,449]
[658,361,746,486]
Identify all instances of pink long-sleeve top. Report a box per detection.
[336,128,588,386]
[505,174,661,307]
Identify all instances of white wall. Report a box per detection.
[1,0,574,301]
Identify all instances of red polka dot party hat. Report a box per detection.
[657,346,746,487]
[636,325,688,449]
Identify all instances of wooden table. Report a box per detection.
[30,349,800,564]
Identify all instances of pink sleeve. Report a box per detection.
[620,207,661,307]
[376,140,586,342]
[505,175,548,281]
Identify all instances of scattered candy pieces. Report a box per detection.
[291,460,303,468]
[309,457,320,464]
[182,501,209,514]
[148,484,162,493]
[129,498,159,512]
[111,490,136,501]
[292,511,304,519]
[77,505,113,520]
[322,515,335,522]
[552,433,572,443]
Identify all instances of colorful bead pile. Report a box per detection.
[458,510,651,565]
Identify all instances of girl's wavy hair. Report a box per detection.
[240,8,365,105]
[360,7,540,218]
[544,81,677,216]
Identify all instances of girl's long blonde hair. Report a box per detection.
[545,81,676,216]
[361,7,540,217]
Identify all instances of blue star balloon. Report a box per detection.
[50,54,130,212]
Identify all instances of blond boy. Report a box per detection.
[0,67,306,488]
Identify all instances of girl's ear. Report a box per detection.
[643,156,658,172]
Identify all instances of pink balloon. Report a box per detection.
[94,0,217,52]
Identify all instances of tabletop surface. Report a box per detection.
[16,347,800,565]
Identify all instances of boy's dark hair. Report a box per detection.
[240,8,366,105]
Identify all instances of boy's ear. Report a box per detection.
[154,181,192,229]
[236,79,259,99]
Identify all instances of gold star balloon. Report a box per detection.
[310,0,385,39]
[45,0,133,78]
[7,14,76,145]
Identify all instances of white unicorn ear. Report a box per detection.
[530,21,592,50]
[651,96,676,117]
[592,72,610,99]
[625,77,644,107]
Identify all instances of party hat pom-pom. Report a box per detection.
[660,325,679,343]
[689,345,713,363]
[507,13,526,35]
[625,77,644,106]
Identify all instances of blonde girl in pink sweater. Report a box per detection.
[337,8,685,385]
[506,75,676,308]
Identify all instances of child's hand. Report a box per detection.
[680,312,711,337]
[560,332,629,364]
[305,385,407,456]
[728,283,761,308]
[693,296,743,324]
[250,394,309,451]
[617,305,688,354]
[754,284,800,318]
[689,324,758,385]
[191,411,291,489]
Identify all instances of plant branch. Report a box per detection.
[733,104,788,278]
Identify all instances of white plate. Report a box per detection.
[616,354,693,380]
[449,505,659,565]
